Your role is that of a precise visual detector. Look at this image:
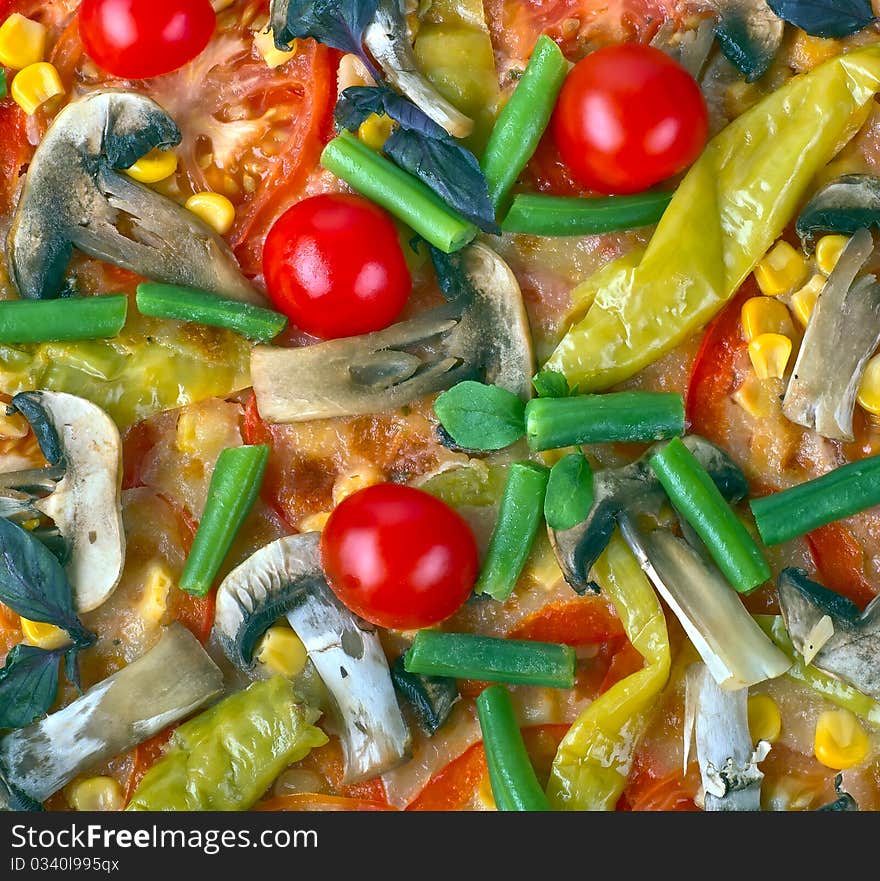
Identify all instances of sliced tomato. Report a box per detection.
[407,742,488,811]
[0,103,30,215]
[807,523,878,609]
[255,794,396,811]
[598,640,645,695]
[619,754,700,811]
[508,598,625,646]
[123,726,176,806]
[121,420,158,490]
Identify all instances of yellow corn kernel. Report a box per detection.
[0,409,29,439]
[332,465,384,506]
[299,511,331,533]
[815,234,850,276]
[137,562,173,624]
[255,624,309,679]
[754,240,808,296]
[790,274,825,327]
[0,14,47,70]
[186,191,236,236]
[69,777,123,812]
[124,148,178,184]
[11,62,64,116]
[20,617,71,650]
[254,28,297,68]
[748,333,792,381]
[747,694,782,744]
[740,296,795,342]
[857,354,880,426]
[357,113,396,151]
[814,709,870,770]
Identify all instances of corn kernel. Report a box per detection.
[254,28,297,68]
[299,511,331,533]
[69,777,123,812]
[814,709,870,770]
[747,694,782,744]
[332,466,384,506]
[790,274,825,327]
[255,624,309,678]
[740,296,795,342]
[0,409,29,439]
[748,333,792,380]
[20,617,71,650]
[357,113,396,151]
[858,354,880,425]
[11,62,64,115]
[185,191,236,236]
[0,14,47,70]
[124,148,178,184]
[137,561,173,624]
[815,235,850,276]
[754,240,808,296]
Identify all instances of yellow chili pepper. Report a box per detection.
[546,532,671,811]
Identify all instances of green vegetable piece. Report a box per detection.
[796,175,880,250]
[477,685,551,811]
[390,656,459,736]
[650,438,770,593]
[750,454,880,546]
[434,380,526,451]
[545,452,593,531]
[525,392,684,452]
[136,284,287,342]
[0,70,6,100]
[127,676,328,811]
[532,370,570,399]
[405,630,576,688]
[475,461,549,602]
[481,35,569,214]
[0,644,65,730]
[502,192,673,237]
[0,295,127,345]
[321,131,477,253]
[179,445,269,597]
[766,0,874,39]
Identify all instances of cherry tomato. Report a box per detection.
[552,43,708,194]
[79,0,215,80]
[263,194,411,339]
[320,484,478,630]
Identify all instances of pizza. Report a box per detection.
[0,0,878,814]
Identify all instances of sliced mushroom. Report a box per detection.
[4,391,124,613]
[363,0,474,139]
[711,0,784,82]
[778,567,880,700]
[7,90,260,303]
[0,623,222,806]
[797,175,880,251]
[214,532,411,782]
[651,16,716,80]
[782,228,880,441]
[251,241,534,422]
[549,435,748,595]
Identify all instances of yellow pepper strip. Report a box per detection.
[546,532,671,810]
[545,46,880,392]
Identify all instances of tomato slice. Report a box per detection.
[807,523,878,610]
[508,598,625,646]
[407,742,488,811]
[620,753,700,811]
[123,725,176,806]
[0,102,30,215]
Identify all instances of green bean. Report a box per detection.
[0,295,127,344]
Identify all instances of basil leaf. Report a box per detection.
[0,644,64,729]
[544,452,594,531]
[336,85,447,139]
[532,370,570,399]
[384,129,499,234]
[273,0,380,58]
[0,518,79,632]
[766,0,874,38]
[434,381,526,450]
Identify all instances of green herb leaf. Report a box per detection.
[532,370,570,399]
[544,452,594,531]
[766,0,874,37]
[434,381,526,451]
[0,644,64,729]
[335,85,447,139]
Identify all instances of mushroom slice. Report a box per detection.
[251,241,534,422]
[0,623,222,806]
[796,175,880,251]
[363,0,474,139]
[214,532,411,782]
[7,391,124,613]
[549,435,748,595]
[7,90,260,304]
[711,0,784,82]
[778,567,880,700]
[783,228,880,441]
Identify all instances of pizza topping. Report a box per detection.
[796,175,880,249]
[0,295,128,345]
[215,532,411,783]
[7,90,261,304]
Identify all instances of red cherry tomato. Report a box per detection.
[79,0,215,79]
[552,43,708,195]
[320,484,479,630]
[263,193,411,340]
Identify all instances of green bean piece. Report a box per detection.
[650,437,770,594]
[525,392,684,452]
[481,35,568,215]
[477,685,551,811]
[502,191,673,237]
[321,132,477,253]
[136,284,287,342]
[180,445,269,597]
[750,454,880,546]
[0,295,127,344]
[475,462,550,602]
[404,630,576,688]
